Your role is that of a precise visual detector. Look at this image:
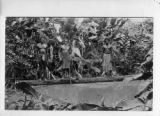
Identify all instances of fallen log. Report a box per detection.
[17,73,143,86]
[18,76,120,86]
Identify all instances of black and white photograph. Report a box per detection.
[5,17,153,111]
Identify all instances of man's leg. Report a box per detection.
[62,69,65,79]
[66,68,70,78]
[102,71,106,77]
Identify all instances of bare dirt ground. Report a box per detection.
[34,80,150,106]
[5,80,151,110]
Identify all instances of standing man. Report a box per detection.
[37,38,48,80]
[60,40,71,79]
[102,42,113,77]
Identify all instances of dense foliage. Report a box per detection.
[5,17,153,82]
[5,17,153,111]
